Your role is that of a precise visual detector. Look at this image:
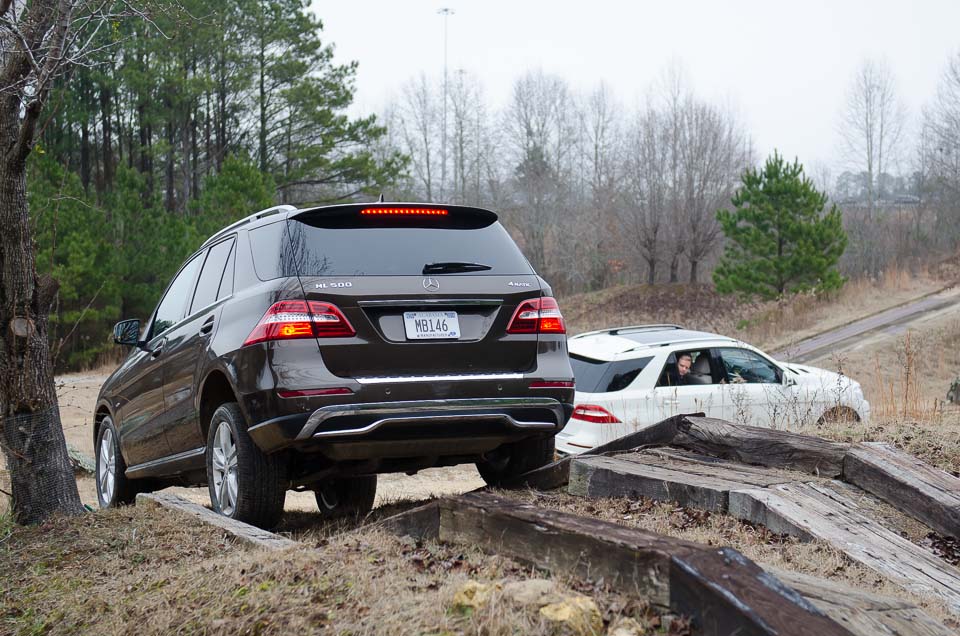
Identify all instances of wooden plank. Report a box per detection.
[504,414,687,490]
[439,491,853,636]
[768,567,956,636]
[377,500,440,540]
[568,451,802,511]
[136,492,298,551]
[673,415,849,477]
[729,482,960,614]
[844,442,960,538]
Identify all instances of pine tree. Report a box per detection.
[713,152,847,300]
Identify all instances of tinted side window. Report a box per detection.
[570,354,652,393]
[191,239,234,313]
[152,254,202,338]
[656,350,717,387]
[248,221,287,280]
[716,348,781,384]
[217,241,236,300]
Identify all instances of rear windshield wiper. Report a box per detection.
[422,261,493,274]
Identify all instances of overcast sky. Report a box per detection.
[311,1,960,178]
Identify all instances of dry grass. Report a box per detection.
[0,504,683,636]
[559,266,946,351]
[807,313,960,472]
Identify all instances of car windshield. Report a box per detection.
[570,354,653,393]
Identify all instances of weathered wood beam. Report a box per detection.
[729,482,960,614]
[136,492,297,551]
[844,442,960,538]
[768,567,956,636]
[438,491,853,636]
[375,500,440,540]
[568,449,802,510]
[672,416,849,477]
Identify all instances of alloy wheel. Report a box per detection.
[211,422,239,515]
[98,428,116,503]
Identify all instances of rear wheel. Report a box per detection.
[818,406,860,426]
[95,416,138,508]
[206,402,286,529]
[477,435,556,487]
[313,476,377,519]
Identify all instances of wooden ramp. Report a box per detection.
[770,567,957,636]
[569,449,960,615]
[844,442,960,538]
[732,482,960,614]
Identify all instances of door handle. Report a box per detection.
[150,343,164,359]
[199,315,215,336]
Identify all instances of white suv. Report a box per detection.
[557,325,869,455]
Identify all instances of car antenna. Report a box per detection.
[377,193,385,202]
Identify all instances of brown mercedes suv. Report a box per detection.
[94,203,574,527]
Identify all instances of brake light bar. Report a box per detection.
[243,300,355,346]
[529,380,575,389]
[571,404,621,424]
[506,297,566,334]
[360,207,448,216]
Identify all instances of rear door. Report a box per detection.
[160,236,236,457]
[652,349,725,420]
[272,206,542,377]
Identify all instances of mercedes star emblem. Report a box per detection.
[422,277,440,291]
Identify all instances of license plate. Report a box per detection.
[403,311,460,340]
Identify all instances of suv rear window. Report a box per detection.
[570,354,653,393]
[249,216,533,279]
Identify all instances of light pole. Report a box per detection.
[438,7,454,202]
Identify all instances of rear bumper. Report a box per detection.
[248,397,572,456]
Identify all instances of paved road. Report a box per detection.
[772,294,960,363]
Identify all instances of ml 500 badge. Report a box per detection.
[315,282,353,289]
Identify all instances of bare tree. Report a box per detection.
[839,59,906,217]
[397,74,441,201]
[925,50,960,241]
[679,100,751,282]
[502,70,577,278]
[1,0,159,523]
[620,105,667,284]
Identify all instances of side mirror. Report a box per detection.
[783,373,797,387]
[113,319,141,347]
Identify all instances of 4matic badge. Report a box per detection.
[508,281,532,287]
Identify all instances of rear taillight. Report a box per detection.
[243,300,355,346]
[506,297,566,334]
[571,404,621,424]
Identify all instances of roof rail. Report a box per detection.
[570,324,684,339]
[200,204,297,248]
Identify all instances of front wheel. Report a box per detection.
[95,416,138,508]
[206,402,287,529]
[313,475,377,519]
[476,435,556,487]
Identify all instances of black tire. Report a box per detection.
[95,415,138,508]
[206,402,286,529]
[476,435,556,487]
[313,475,377,519]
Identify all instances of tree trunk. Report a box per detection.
[0,162,84,524]
[100,85,114,190]
[669,252,680,283]
[646,257,656,285]
[689,259,699,283]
